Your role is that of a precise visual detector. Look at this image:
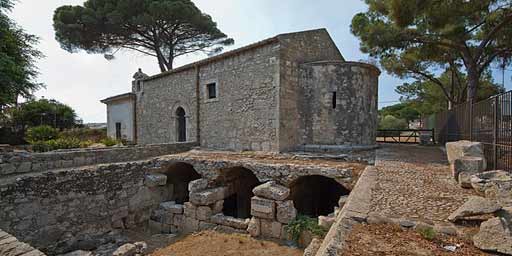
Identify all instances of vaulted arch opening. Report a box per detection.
[175,107,186,142]
[216,167,261,219]
[163,162,201,204]
[290,175,349,217]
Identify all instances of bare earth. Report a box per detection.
[150,231,303,256]
[342,223,490,256]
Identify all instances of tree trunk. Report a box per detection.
[467,69,479,103]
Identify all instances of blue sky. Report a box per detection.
[11,0,512,123]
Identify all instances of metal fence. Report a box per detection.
[423,90,512,171]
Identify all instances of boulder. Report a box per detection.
[473,217,512,255]
[144,173,167,187]
[247,217,261,237]
[446,140,485,164]
[303,238,323,256]
[189,187,228,206]
[252,181,290,201]
[112,243,137,256]
[448,196,501,222]
[318,216,335,229]
[250,196,275,219]
[451,156,486,181]
[471,170,512,206]
[276,200,297,224]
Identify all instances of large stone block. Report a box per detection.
[210,214,250,230]
[251,196,275,219]
[212,200,224,213]
[183,202,197,218]
[144,173,167,187]
[196,206,213,221]
[473,217,512,255]
[452,156,486,180]
[260,219,281,239]
[183,217,199,234]
[276,200,297,224]
[247,217,260,237]
[160,201,184,214]
[188,179,208,192]
[189,187,228,206]
[446,140,485,164]
[448,196,501,222]
[252,181,290,201]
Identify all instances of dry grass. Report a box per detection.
[150,231,303,256]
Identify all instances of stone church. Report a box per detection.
[101,28,380,152]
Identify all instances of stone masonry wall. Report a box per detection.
[277,29,345,152]
[0,229,46,256]
[299,61,379,147]
[137,68,198,145]
[0,142,197,178]
[198,42,281,152]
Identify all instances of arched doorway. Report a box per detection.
[215,167,261,219]
[163,162,201,204]
[290,175,349,217]
[176,107,186,142]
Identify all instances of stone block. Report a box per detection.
[173,214,184,228]
[144,173,167,187]
[303,238,322,256]
[247,217,260,237]
[17,162,31,173]
[160,201,183,214]
[280,225,292,241]
[251,196,275,219]
[183,217,199,234]
[198,221,217,231]
[318,215,335,229]
[183,202,197,218]
[188,178,208,192]
[260,219,281,239]
[148,220,163,234]
[448,196,501,222]
[276,200,297,224]
[210,214,250,229]
[338,195,349,208]
[473,217,512,255]
[189,187,228,205]
[452,156,486,180]
[252,181,290,201]
[458,172,473,188]
[446,140,485,164]
[212,200,224,213]
[196,206,213,221]
[0,163,15,175]
[113,243,137,256]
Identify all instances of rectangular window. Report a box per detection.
[332,92,337,109]
[207,83,217,99]
[115,122,122,140]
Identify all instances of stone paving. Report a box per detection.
[371,144,478,224]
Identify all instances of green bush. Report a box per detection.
[31,137,82,152]
[286,215,328,243]
[59,128,107,142]
[25,125,58,143]
[100,137,120,147]
[378,115,408,130]
[417,226,436,241]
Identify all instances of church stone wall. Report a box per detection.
[198,42,281,151]
[299,61,379,147]
[137,69,198,145]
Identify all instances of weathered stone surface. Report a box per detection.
[160,201,184,214]
[198,221,217,231]
[448,196,501,222]
[276,200,297,224]
[188,178,208,193]
[458,172,473,188]
[473,217,512,255]
[189,187,228,206]
[60,251,92,256]
[183,217,199,234]
[196,206,213,221]
[252,181,290,201]
[210,214,249,230]
[144,173,167,187]
[260,219,282,239]
[318,216,335,229]
[471,170,512,206]
[338,195,349,209]
[446,140,485,164]
[247,217,260,237]
[183,202,197,218]
[303,238,322,256]
[452,156,486,180]
[212,200,224,213]
[112,243,137,256]
[251,196,275,219]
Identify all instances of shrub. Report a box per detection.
[31,137,82,152]
[417,226,436,241]
[25,125,58,143]
[100,137,120,147]
[286,215,328,243]
[59,128,107,142]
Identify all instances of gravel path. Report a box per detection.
[371,144,478,224]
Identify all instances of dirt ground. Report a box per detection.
[149,231,303,256]
[341,223,489,256]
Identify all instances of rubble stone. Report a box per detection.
[144,173,167,187]
[276,200,297,224]
[448,196,501,222]
[473,217,512,255]
[247,217,260,237]
[189,187,228,205]
[188,179,208,192]
[252,181,290,201]
[446,140,485,164]
[210,214,249,230]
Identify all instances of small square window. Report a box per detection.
[207,83,217,99]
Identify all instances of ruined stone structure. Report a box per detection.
[102,29,380,152]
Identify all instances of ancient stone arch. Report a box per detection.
[289,175,349,217]
[161,162,201,204]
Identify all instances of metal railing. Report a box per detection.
[423,90,512,171]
